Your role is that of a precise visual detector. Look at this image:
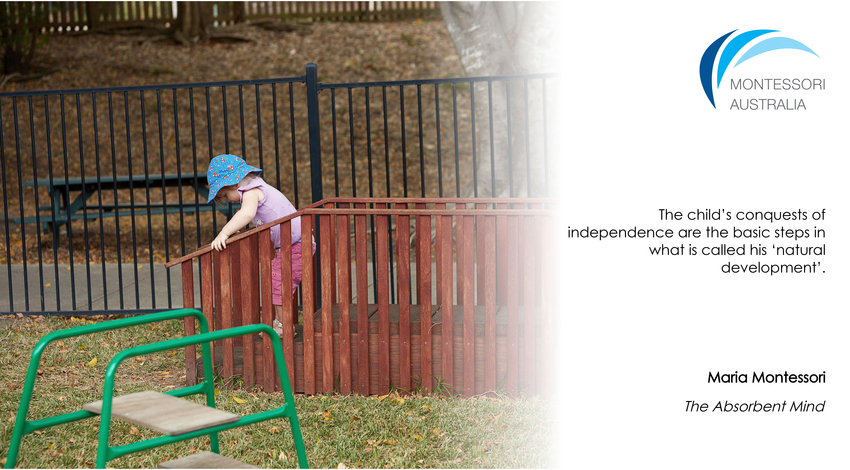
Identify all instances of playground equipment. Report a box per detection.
[5,309,308,469]
[166,197,556,398]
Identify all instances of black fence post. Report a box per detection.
[305,63,323,307]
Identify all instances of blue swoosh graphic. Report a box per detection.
[700,30,736,108]
[716,29,777,87]
[734,37,819,66]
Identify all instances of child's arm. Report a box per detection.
[211,189,262,251]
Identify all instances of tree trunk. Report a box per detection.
[174,2,209,44]
[439,2,554,198]
[86,2,102,31]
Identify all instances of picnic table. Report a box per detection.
[11,173,240,235]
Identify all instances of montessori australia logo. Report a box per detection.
[699,29,822,110]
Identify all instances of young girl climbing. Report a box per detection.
[206,154,314,336]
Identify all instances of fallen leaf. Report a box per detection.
[34,430,44,435]
[232,396,245,404]
[269,426,280,434]
[395,397,405,404]
[86,357,97,367]
[351,415,360,420]
[129,426,141,436]
[338,463,347,469]
[44,282,51,288]
[278,451,287,461]
[415,435,423,440]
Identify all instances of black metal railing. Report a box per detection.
[0,63,555,315]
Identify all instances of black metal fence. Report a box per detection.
[0,63,555,315]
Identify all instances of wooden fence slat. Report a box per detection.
[320,211,334,393]
[219,247,234,384]
[355,203,369,395]
[396,203,411,393]
[417,213,432,394]
[325,202,337,304]
[440,213,453,390]
[376,203,391,395]
[213,247,223,355]
[240,236,255,389]
[496,203,507,305]
[230,236,243,333]
[200,253,214,384]
[541,216,553,399]
[506,216,518,397]
[414,202,424,304]
[301,214,316,395]
[484,215,497,394]
[280,223,294,391]
[462,215,474,396]
[477,203,487,305]
[435,203,444,306]
[337,213,353,395]
[181,261,197,387]
[532,204,544,395]
[523,215,536,397]
[456,204,464,306]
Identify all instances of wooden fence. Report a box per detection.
[165,197,556,398]
[4,1,439,33]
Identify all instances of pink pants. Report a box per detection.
[270,242,316,305]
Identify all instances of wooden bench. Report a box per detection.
[12,173,240,235]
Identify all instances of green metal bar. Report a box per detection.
[95,323,307,469]
[5,309,209,469]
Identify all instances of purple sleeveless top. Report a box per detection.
[237,177,301,249]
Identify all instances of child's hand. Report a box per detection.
[211,232,229,251]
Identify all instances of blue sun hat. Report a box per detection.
[206,154,262,203]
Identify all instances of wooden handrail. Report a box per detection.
[164,197,557,268]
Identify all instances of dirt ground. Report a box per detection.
[0,18,471,265]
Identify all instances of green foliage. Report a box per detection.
[0,1,52,75]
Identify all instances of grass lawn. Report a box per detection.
[0,315,554,468]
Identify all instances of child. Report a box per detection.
[207,154,314,336]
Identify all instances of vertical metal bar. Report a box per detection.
[434,84,442,197]
[124,91,140,309]
[542,78,549,197]
[381,86,395,304]
[156,90,172,307]
[288,82,299,205]
[347,88,356,197]
[523,79,531,196]
[12,97,30,311]
[26,97,45,311]
[0,99,13,309]
[140,90,157,308]
[238,85,246,160]
[43,96,62,310]
[331,89,340,197]
[73,94,92,310]
[189,88,201,248]
[506,81,513,197]
[365,88,377,302]
[451,83,460,197]
[417,84,425,197]
[470,82,477,197]
[255,83,264,182]
[205,86,218,234]
[306,63,323,203]
[272,83,282,189]
[399,85,408,197]
[487,81,495,197]
[59,95,77,310]
[221,86,234,218]
[172,88,186,256]
[107,92,124,309]
[89,93,108,310]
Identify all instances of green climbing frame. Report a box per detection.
[4,309,308,469]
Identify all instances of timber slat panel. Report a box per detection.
[213,250,223,357]
[355,203,370,396]
[249,235,260,385]
[301,214,316,395]
[321,211,334,393]
[541,216,553,399]
[456,204,464,307]
[523,215,536,397]
[200,252,214,384]
[376,204,391,395]
[417,212,432,393]
[259,230,275,392]
[435,203,443,306]
[219,248,234,383]
[462,215,474,396]
[230,238,243,334]
[181,261,196,387]
[396,203,411,393]
[440,213,453,389]
[506,216,519,396]
[158,451,257,469]
[484,215,497,394]
[240,237,255,389]
[496,203,508,305]
[280,223,294,391]
[477,203,487,305]
[337,213,353,395]
[84,391,239,436]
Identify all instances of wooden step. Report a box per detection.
[159,451,257,469]
[83,390,240,436]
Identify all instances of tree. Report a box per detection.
[1,2,45,75]
[439,2,555,198]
